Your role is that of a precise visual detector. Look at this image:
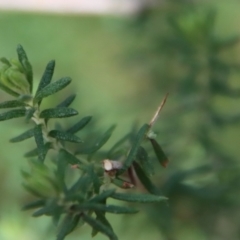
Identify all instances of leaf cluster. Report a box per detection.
[0,45,169,240]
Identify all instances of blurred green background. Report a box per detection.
[1,0,240,239]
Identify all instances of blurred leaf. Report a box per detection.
[213,35,240,52]
[107,132,130,158]
[0,100,26,108]
[211,112,240,126]
[48,130,83,143]
[56,150,68,191]
[17,45,33,93]
[89,165,102,194]
[0,108,26,121]
[64,193,85,202]
[163,165,212,193]
[22,199,45,211]
[24,142,51,158]
[68,173,93,196]
[34,77,71,104]
[149,138,169,168]
[76,203,138,214]
[92,212,113,237]
[25,107,36,122]
[32,208,47,217]
[76,125,116,155]
[40,107,78,119]
[32,198,62,217]
[0,57,11,66]
[82,214,118,240]
[22,183,45,198]
[57,94,76,108]
[36,60,55,99]
[57,213,81,240]
[67,116,92,134]
[112,178,134,189]
[58,149,83,165]
[34,124,45,162]
[10,128,34,142]
[136,146,154,176]
[133,162,161,195]
[0,81,20,97]
[111,192,167,203]
[117,124,149,175]
[89,189,116,203]
[21,169,31,179]
[17,94,32,103]
[32,206,51,217]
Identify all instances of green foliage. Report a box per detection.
[48,130,83,143]
[34,77,71,104]
[0,100,26,108]
[10,128,34,142]
[111,192,167,203]
[17,44,33,93]
[0,45,169,240]
[117,123,149,175]
[0,108,26,121]
[120,1,240,239]
[39,107,78,119]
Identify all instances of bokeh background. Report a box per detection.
[1,0,240,239]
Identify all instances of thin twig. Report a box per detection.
[149,93,169,128]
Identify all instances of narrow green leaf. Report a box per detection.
[0,82,20,97]
[22,183,45,198]
[0,108,26,121]
[57,94,76,108]
[56,150,68,192]
[136,146,154,176]
[17,44,33,93]
[0,100,26,109]
[117,124,149,175]
[31,198,62,217]
[76,125,116,155]
[107,133,130,158]
[57,213,81,240]
[58,149,82,165]
[32,208,48,217]
[68,174,92,195]
[112,178,134,189]
[10,128,34,142]
[48,130,82,143]
[67,116,92,134]
[133,162,161,195]
[36,60,55,96]
[24,148,38,157]
[149,138,169,168]
[76,203,138,214]
[89,189,116,203]
[40,107,78,119]
[0,57,11,66]
[64,193,85,202]
[22,199,45,211]
[25,107,36,122]
[34,124,45,162]
[34,77,71,104]
[24,142,51,158]
[32,206,51,217]
[82,214,118,240]
[92,212,113,237]
[21,170,31,179]
[17,94,32,103]
[89,165,102,194]
[111,192,167,203]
